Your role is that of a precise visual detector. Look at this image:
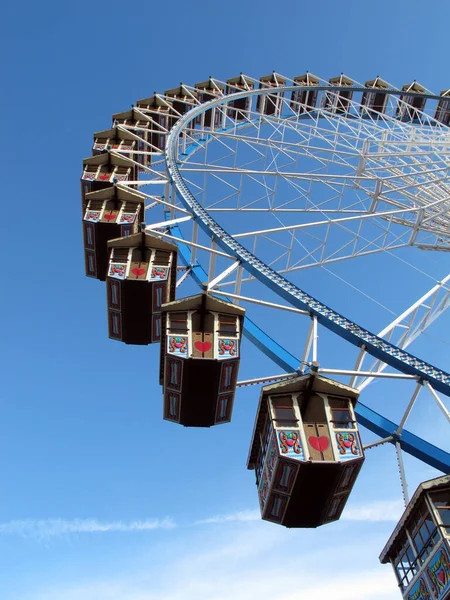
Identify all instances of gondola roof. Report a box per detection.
[162,292,245,316]
[84,186,145,204]
[93,127,137,141]
[82,152,135,168]
[108,231,178,253]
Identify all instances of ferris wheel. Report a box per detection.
[81,71,450,524]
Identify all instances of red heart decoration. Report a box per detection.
[309,436,329,452]
[132,268,146,276]
[194,341,211,353]
[438,570,446,584]
[343,440,353,448]
[286,439,296,447]
[104,214,116,221]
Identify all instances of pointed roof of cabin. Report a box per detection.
[108,231,178,253]
[161,292,245,316]
[82,152,135,168]
[93,127,137,141]
[85,186,145,204]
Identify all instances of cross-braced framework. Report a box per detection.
[101,71,450,499]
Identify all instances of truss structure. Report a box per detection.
[89,71,450,480]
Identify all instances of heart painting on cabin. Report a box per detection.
[308,436,329,453]
[131,268,146,276]
[194,341,212,353]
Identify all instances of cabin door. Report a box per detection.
[304,423,334,461]
[101,208,120,223]
[192,332,214,358]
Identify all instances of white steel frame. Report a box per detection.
[110,73,450,497]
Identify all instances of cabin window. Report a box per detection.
[166,358,182,390]
[153,250,171,266]
[152,315,161,342]
[331,408,352,428]
[112,248,129,263]
[112,314,119,335]
[153,283,165,311]
[409,501,439,560]
[109,311,121,339]
[327,496,345,520]
[430,490,450,535]
[329,398,354,429]
[111,283,118,306]
[166,392,179,420]
[220,362,235,391]
[169,312,188,333]
[108,280,120,310]
[170,361,180,385]
[216,395,231,423]
[86,252,96,276]
[271,395,298,428]
[85,224,94,247]
[256,414,272,484]
[276,463,296,492]
[269,495,286,520]
[218,397,228,419]
[218,314,238,335]
[393,536,419,590]
[169,394,178,417]
[337,464,357,492]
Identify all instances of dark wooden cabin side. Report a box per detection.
[225,75,254,120]
[81,152,138,209]
[160,293,245,427]
[435,90,450,126]
[361,77,389,116]
[324,74,354,114]
[136,95,177,151]
[107,232,178,345]
[195,79,224,128]
[397,81,427,121]
[290,73,319,114]
[83,187,144,280]
[248,374,365,528]
[256,73,286,117]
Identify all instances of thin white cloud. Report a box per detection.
[0,517,175,540]
[194,499,404,526]
[342,499,404,522]
[0,498,401,545]
[194,509,260,525]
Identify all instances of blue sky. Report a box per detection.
[1,1,450,599]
